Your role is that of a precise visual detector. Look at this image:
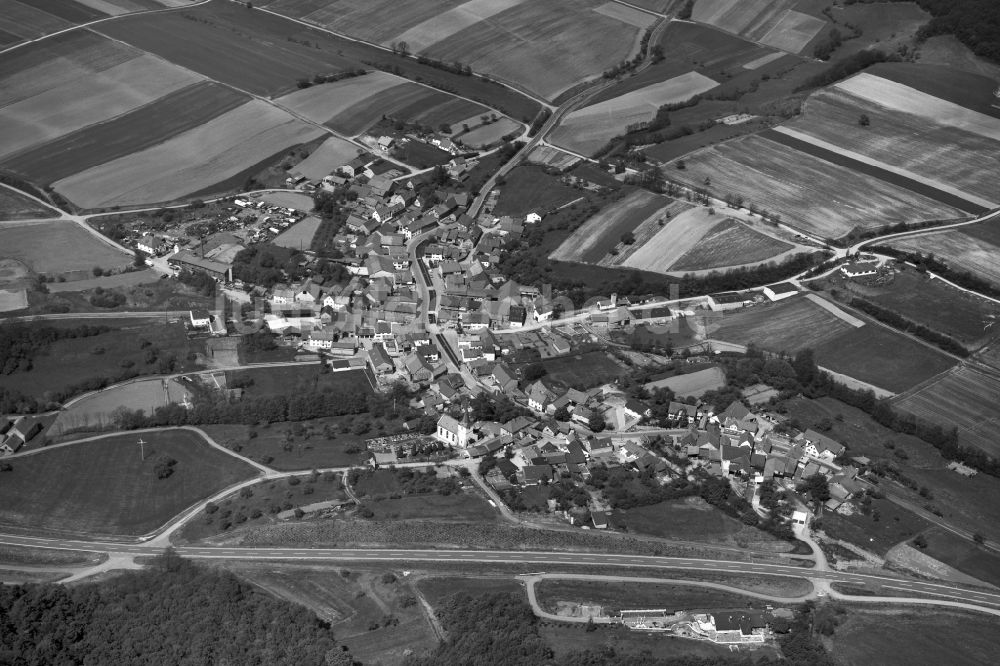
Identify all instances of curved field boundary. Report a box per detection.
[803,294,864,328]
[551,190,668,263]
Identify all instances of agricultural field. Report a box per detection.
[668,134,965,240]
[828,608,1000,666]
[226,366,372,397]
[691,0,827,54]
[455,117,521,148]
[290,136,363,181]
[918,527,1000,588]
[0,221,130,278]
[525,145,581,171]
[893,227,1000,288]
[551,190,670,264]
[536,579,776,616]
[894,365,1000,457]
[262,0,656,100]
[273,215,321,250]
[705,296,855,355]
[53,100,324,208]
[274,71,495,137]
[642,366,725,397]
[812,322,957,394]
[0,430,256,536]
[550,71,719,156]
[777,73,1000,208]
[2,81,250,187]
[536,351,627,389]
[0,187,56,220]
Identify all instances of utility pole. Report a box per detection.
[138,437,146,461]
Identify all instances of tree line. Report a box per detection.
[848,296,969,357]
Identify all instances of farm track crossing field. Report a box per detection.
[53,100,324,208]
[0,430,257,536]
[707,297,854,355]
[551,190,669,264]
[0,221,129,276]
[781,79,1000,205]
[0,187,56,219]
[669,218,793,271]
[0,53,201,161]
[550,71,718,156]
[669,134,964,240]
[894,366,1000,457]
[1,81,248,185]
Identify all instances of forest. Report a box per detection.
[867,0,1000,61]
[0,554,351,666]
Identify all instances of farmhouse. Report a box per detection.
[840,261,878,278]
[189,309,211,328]
[169,251,231,281]
[707,292,749,311]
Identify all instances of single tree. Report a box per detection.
[858,113,870,127]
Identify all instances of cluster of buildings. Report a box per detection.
[621,607,794,644]
[0,416,45,455]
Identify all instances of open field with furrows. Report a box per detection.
[706,296,854,354]
[53,100,323,208]
[813,321,957,394]
[892,228,1000,288]
[0,221,129,276]
[525,145,581,170]
[0,188,55,219]
[230,563,438,666]
[275,71,490,136]
[828,609,1000,666]
[670,218,794,271]
[840,267,1000,346]
[492,166,584,217]
[668,134,964,240]
[0,430,257,536]
[420,0,655,100]
[550,71,718,156]
[290,136,362,181]
[0,0,196,47]
[0,0,71,46]
[456,117,521,148]
[643,366,725,398]
[692,0,827,54]
[1,81,248,186]
[551,190,669,264]
[894,365,1000,457]
[0,53,200,161]
[778,77,1000,206]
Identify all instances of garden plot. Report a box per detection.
[0,54,200,160]
[550,71,717,156]
[53,100,324,208]
[669,134,964,240]
[643,366,725,397]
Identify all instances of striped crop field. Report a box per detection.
[259,0,656,100]
[692,0,827,54]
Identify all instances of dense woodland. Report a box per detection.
[870,0,1000,61]
[0,555,350,666]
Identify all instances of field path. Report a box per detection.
[803,294,865,327]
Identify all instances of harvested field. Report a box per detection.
[893,231,1000,288]
[551,71,718,156]
[669,217,792,272]
[813,323,956,394]
[620,207,717,272]
[838,73,1000,141]
[0,54,201,161]
[290,136,362,181]
[707,297,854,354]
[53,100,323,208]
[0,221,129,276]
[0,430,257,536]
[895,365,1000,457]
[525,145,581,170]
[456,117,521,148]
[692,0,826,54]
[389,0,528,53]
[0,187,56,219]
[492,166,583,217]
[643,366,725,397]
[669,134,964,240]
[49,377,192,436]
[97,2,357,97]
[422,0,652,100]
[781,82,1000,205]
[551,190,668,264]
[272,215,321,250]
[0,1,71,42]
[2,82,248,186]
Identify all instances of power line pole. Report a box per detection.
[137,437,146,461]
